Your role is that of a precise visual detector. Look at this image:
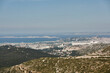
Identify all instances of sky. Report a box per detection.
[0,0,110,34]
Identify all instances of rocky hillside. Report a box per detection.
[0,57,110,73]
[70,44,110,56]
[0,45,110,73]
[0,45,57,68]
[90,46,110,56]
[41,43,109,57]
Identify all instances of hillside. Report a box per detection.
[41,43,110,57]
[0,45,57,68]
[0,45,110,73]
[0,57,110,73]
[76,44,109,56]
[89,46,110,56]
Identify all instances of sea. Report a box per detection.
[0,38,59,43]
[0,34,110,43]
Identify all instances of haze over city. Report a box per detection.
[0,0,110,34]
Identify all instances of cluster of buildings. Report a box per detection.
[0,37,110,51]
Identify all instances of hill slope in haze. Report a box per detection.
[89,45,110,56]
[0,45,57,68]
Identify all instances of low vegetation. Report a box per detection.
[0,45,57,68]
[0,57,110,73]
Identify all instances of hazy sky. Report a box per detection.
[0,0,110,34]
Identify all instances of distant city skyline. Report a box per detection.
[0,0,110,34]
